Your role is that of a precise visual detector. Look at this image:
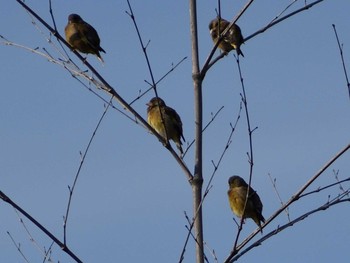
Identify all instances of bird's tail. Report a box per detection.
[236,47,244,57]
[176,142,183,155]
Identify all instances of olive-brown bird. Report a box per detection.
[65,14,106,62]
[209,17,244,57]
[227,176,265,232]
[146,97,185,155]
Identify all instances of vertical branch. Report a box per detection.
[189,0,204,263]
[228,56,258,260]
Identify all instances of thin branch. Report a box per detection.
[13,209,55,262]
[244,0,325,43]
[183,106,225,156]
[0,191,83,263]
[179,212,209,263]
[268,0,299,25]
[299,177,350,199]
[332,24,350,99]
[231,54,257,252]
[267,173,290,221]
[125,0,157,91]
[42,241,55,263]
[205,103,242,194]
[63,98,113,245]
[7,231,30,263]
[129,56,187,105]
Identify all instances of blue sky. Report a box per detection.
[1,1,349,262]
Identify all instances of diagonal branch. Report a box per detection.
[332,24,350,99]
[0,191,83,263]
[14,0,193,181]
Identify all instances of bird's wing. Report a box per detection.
[80,22,101,50]
[164,107,184,141]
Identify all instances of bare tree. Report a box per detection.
[1,1,349,263]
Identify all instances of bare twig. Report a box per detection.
[267,173,290,221]
[244,0,325,43]
[13,209,55,262]
[299,176,350,199]
[63,98,113,245]
[129,56,187,105]
[332,24,350,99]
[205,103,242,194]
[231,54,257,253]
[7,231,30,263]
[184,106,225,156]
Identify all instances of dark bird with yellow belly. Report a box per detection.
[65,14,106,62]
[227,175,265,232]
[209,17,244,57]
[146,97,185,155]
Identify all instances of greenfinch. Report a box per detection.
[65,14,106,62]
[227,176,265,232]
[146,97,185,155]
[209,17,244,57]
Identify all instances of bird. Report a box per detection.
[227,175,265,232]
[146,97,185,155]
[209,17,244,57]
[65,13,106,62]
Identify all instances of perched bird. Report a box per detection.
[227,176,265,232]
[209,17,244,57]
[146,97,185,155]
[65,14,106,62]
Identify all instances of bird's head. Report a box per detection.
[68,14,83,23]
[228,175,248,188]
[146,97,166,108]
